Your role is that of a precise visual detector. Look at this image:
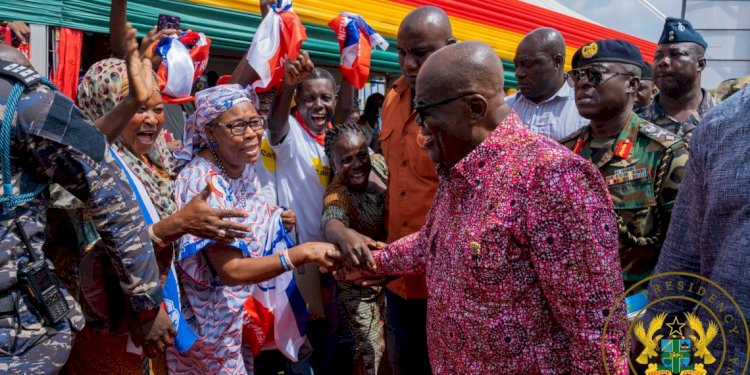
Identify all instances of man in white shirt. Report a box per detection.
[255,89,279,205]
[267,52,334,245]
[266,51,340,373]
[507,27,588,141]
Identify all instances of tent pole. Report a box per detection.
[681,0,687,18]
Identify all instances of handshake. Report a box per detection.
[316,227,394,287]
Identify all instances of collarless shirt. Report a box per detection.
[372,110,628,373]
[505,81,589,141]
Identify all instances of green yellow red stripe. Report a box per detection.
[189,0,655,69]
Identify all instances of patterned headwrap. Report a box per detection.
[174,84,259,161]
[77,57,178,219]
[77,58,130,122]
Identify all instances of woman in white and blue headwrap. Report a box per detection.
[168,84,342,374]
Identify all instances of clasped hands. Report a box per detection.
[322,228,393,287]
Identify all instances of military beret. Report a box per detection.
[658,17,707,49]
[572,39,644,69]
[640,61,653,80]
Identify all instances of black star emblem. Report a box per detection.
[665,316,686,336]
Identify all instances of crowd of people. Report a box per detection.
[0,1,748,374]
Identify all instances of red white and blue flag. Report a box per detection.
[156,31,211,104]
[328,13,389,89]
[246,0,307,92]
[243,208,309,361]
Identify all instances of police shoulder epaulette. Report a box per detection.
[638,121,684,149]
[0,60,42,87]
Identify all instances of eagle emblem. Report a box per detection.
[634,312,717,374]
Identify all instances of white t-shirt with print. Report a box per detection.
[272,115,331,244]
[272,115,331,318]
[255,135,278,205]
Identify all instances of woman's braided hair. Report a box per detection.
[323,123,368,161]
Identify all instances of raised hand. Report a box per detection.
[109,0,129,57]
[123,23,154,105]
[268,50,313,145]
[1,21,30,43]
[93,22,157,142]
[139,25,181,68]
[283,51,314,87]
[260,0,276,17]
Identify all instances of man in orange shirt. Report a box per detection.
[331,7,454,374]
[380,6,455,374]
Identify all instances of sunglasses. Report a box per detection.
[212,117,265,136]
[413,92,476,120]
[568,67,636,86]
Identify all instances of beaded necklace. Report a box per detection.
[209,147,249,207]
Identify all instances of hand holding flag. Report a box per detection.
[242,208,308,361]
[156,31,211,103]
[139,26,181,66]
[283,51,314,86]
[246,0,307,92]
[328,13,389,89]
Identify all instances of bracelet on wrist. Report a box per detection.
[282,250,296,270]
[279,250,295,271]
[148,225,168,248]
[279,252,291,271]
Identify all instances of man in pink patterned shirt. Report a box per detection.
[345,41,629,373]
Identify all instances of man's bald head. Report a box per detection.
[417,41,504,100]
[513,27,566,103]
[518,28,566,57]
[0,43,32,67]
[414,41,508,168]
[397,6,456,88]
[399,6,453,39]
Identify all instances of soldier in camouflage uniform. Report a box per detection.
[561,40,688,298]
[636,17,718,144]
[0,45,172,373]
[713,75,750,101]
